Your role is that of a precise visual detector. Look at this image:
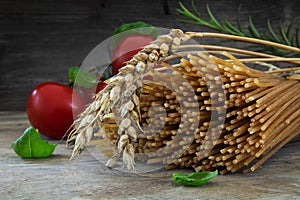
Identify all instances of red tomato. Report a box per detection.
[96,81,107,93]
[112,34,154,74]
[27,82,86,139]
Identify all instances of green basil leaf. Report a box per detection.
[68,66,79,83]
[113,21,156,36]
[68,66,99,88]
[112,21,157,45]
[11,127,57,158]
[172,170,218,187]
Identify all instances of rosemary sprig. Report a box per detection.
[177,1,300,57]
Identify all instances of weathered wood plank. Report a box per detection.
[1,0,300,110]
[0,112,299,199]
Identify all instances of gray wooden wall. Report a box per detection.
[1,0,299,110]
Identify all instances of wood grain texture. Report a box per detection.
[0,112,299,199]
[0,0,300,110]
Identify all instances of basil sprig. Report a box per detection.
[172,170,218,187]
[11,127,57,158]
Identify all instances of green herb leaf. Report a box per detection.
[113,21,156,36]
[112,21,157,45]
[286,17,299,41]
[248,16,262,39]
[236,5,245,34]
[267,20,281,43]
[172,170,218,187]
[206,5,222,30]
[224,19,244,35]
[68,66,99,88]
[178,2,202,23]
[68,66,79,83]
[280,23,291,46]
[11,127,57,158]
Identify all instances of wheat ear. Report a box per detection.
[66,29,189,170]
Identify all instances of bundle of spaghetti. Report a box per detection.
[67,29,300,174]
[94,51,299,174]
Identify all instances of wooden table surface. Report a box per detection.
[1,112,299,200]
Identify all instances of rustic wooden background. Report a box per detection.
[1,0,300,111]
